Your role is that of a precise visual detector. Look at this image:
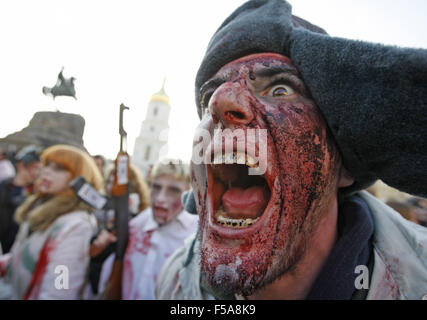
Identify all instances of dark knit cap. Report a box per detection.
[195,0,427,197]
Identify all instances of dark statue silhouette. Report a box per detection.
[42,67,77,100]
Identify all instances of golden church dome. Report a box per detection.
[149,78,170,105]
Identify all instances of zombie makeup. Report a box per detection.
[192,53,342,297]
[150,175,187,225]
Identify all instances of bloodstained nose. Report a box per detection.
[209,82,254,127]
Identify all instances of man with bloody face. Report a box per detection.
[194,53,354,299]
[156,0,427,300]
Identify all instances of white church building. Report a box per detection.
[132,81,170,178]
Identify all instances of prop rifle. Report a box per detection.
[69,176,109,211]
[69,175,114,231]
[69,104,130,299]
[112,103,130,260]
[105,103,131,299]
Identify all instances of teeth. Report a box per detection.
[211,152,258,167]
[216,214,259,228]
[215,208,260,228]
[246,154,258,168]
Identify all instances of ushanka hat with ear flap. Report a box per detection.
[195,0,427,197]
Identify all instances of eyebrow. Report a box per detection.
[255,65,298,78]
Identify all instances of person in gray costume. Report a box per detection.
[157,0,427,300]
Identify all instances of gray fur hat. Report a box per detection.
[195,0,427,197]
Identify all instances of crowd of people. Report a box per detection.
[0,142,424,300]
[0,144,198,299]
[0,0,426,300]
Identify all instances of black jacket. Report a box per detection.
[0,178,24,253]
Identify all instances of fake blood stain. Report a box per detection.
[193,53,341,296]
[24,238,58,299]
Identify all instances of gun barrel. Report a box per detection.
[119,104,130,152]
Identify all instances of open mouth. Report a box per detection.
[207,152,271,230]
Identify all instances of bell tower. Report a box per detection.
[133,79,170,177]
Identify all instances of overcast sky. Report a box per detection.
[0,0,426,161]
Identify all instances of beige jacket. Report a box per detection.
[0,210,96,299]
[156,191,427,300]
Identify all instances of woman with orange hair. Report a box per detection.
[0,144,103,299]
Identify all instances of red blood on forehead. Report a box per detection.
[219,52,295,72]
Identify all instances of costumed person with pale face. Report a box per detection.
[0,144,103,299]
[83,164,150,300]
[103,160,198,300]
[156,0,427,300]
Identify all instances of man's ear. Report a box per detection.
[338,166,354,188]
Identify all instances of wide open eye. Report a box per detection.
[268,84,294,97]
